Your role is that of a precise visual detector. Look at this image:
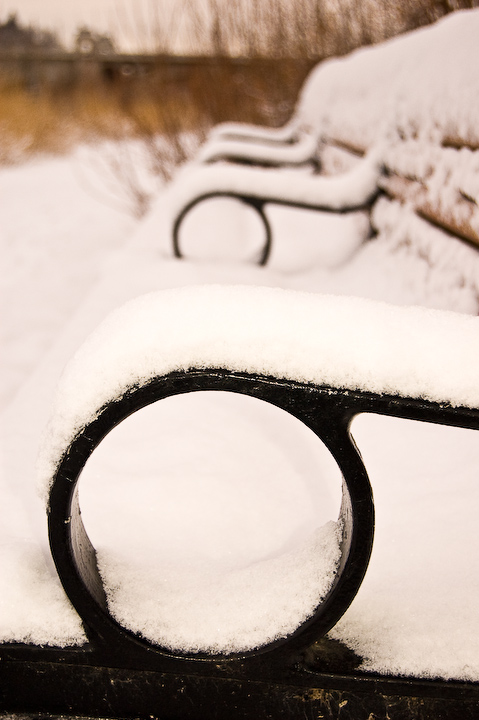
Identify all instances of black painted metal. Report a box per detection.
[172,190,377,266]
[2,368,479,718]
[47,370,375,669]
[1,650,479,720]
[172,192,272,265]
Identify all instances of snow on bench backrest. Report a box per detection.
[305,10,479,251]
[296,9,479,150]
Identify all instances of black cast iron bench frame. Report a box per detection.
[173,190,376,266]
[1,367,478,719]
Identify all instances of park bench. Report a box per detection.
[168,10,479,265]
[2,286,479,719]
[169,133,478,265]
[169,146,382,265]
[2,11,479,720]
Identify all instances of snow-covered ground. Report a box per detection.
[1,9,479,682]
[0,152,137,408]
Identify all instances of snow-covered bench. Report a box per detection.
[175,130,479,265]
[4,286,474,718]
[197,126,318,168]
[3,12,479,720]
[170,10,479,263]
[171,147,382,265]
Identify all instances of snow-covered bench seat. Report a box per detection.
[2,286,476,718]
[321,137,479,253]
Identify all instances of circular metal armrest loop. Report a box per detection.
[48,370,374,668]
[172,193,272,266]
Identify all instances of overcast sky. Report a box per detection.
[0,0,192,51]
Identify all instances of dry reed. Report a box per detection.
[1,0,477,213]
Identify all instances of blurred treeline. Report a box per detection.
[0,0,477,171]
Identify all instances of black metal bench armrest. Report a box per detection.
[46,368,479,670]
[6,287,477,719]
[3,372,476,719]
[170,150,382,265]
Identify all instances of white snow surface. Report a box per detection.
[2,9,479,677]
[37,285,479,505]
[197,131,317,166]
[0,153,136,408]
[208,120,298,145]
[99,520,342,654]
[295,9,479,148]
[79,389,345,653]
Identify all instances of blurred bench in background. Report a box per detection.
[170,11,479,264]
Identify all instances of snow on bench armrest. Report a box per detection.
[208,120,299,145]
[37,285,479,502]
[196,131,317,166]
[164,145,382,242]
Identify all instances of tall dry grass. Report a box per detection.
[0,57,312,218]
[1,0,477,214]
